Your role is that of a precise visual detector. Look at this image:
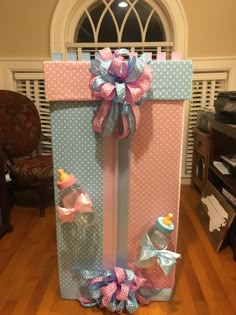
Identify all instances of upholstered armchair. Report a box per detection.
[0,90,54,216]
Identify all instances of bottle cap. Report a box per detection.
[57,168,76,190]
[155,213,174,234]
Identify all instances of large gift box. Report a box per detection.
[44,48,192,312]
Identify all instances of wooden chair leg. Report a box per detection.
[39,204,45,217]
[37,185,46,217]
[36,182,54,217]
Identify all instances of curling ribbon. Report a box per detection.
[56,192,93,223]
[89,47,152,139]
[75,267,160,314]
[135,233,181,276]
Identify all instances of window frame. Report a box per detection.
[50,0,188,58]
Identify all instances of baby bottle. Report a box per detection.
[57,168,97,228]
[148,213,174,249]
[136,213,180,273]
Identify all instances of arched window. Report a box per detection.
[75,0,166,43]
[51,0,188,58]
[65,0,174,59]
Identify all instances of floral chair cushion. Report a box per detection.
[11,155,53,186]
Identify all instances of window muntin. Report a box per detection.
[76,0,166,43]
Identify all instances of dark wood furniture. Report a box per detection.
[191,127,211,192]
[208,120,236,258]
[0,154,13,238]
[195,119,236,259]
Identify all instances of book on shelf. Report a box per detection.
[220,154,236,168]
[213,161,230,175]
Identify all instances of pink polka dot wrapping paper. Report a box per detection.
[44,61,93,101]
[44,60,192,102]
[128,100,184,289]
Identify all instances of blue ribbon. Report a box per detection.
[89,48,152,138]
[74,267,160,314]
[136,232,181,276]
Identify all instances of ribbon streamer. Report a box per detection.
[89,47,152,139]
[136,233,181,276]
[56,192,93,223]
[74,267,160,314]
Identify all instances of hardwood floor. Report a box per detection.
[0,185,235,315]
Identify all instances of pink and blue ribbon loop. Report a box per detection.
[89,48,152,139]
[74,267,160,313]
[136,232,181,276]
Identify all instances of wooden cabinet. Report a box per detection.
[208,120,236,197]
[191,128,211,192]
[208,120,236,257]
[195,120,236,258]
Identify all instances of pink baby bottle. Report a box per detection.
[56,168,97,228]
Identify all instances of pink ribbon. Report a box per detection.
[56,192,93,223]
[76,267,160,313]
[91,267,149,307]
[89,48,152,139]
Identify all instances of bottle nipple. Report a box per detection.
[58,168,70,183]
[57,168,76,190]
[162,213,173,227]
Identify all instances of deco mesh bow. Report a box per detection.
[75,267,160,314]
[89,48,152,140]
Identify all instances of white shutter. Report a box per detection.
[14,72,52,155]
[184,72,228,176]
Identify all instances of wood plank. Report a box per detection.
[181,186,236,314]
[0,187,235,315]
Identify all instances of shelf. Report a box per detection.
[209,163,236,192]
[210,119,236,140]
